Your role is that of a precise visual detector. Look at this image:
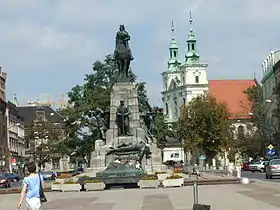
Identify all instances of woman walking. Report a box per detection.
[17,162,45,209]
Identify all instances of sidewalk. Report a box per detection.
[1,183,280,210]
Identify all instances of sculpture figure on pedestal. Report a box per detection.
[114,25,134,81]
[115,100,131,136]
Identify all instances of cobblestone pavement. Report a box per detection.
[1,184,280,210]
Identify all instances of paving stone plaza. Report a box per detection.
[1,184,280,210]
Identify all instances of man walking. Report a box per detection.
[235,156,243,179]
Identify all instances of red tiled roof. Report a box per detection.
[208,80,257,119]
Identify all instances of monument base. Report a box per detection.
[96,162,145,185]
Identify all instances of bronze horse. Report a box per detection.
[114,25,133,80]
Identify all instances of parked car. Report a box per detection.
[265,159,280,179]
[249,161,267,172]
[0,174,12,188]
[41,171,56,180]
[5,173,21,182]
[242,163,250,171]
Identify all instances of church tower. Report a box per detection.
[182,11,208,104]
[161,12,209,123]
[161,21,182,122]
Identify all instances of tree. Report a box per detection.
[154,109,175,150]
[25,119,63,170]
[178,95,232,162]
[60,54,151,163]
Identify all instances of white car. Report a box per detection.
[249,161,267,173]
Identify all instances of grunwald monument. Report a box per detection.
[89,25,163,185]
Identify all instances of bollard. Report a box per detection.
[193,181,198,205]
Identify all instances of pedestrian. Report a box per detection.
[17,162,45,210]
[235,156,243,179]
[227,161,234,176]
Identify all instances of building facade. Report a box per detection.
[160,14,256,166]
[161,16,208,123]
[7,101,25,172]
[18,105,68,171]
[0,68,8,171]
[272,58,280,141]
[261,51,280,140]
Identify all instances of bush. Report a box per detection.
[52,181,62,185]
[63,180,79,184]
[85,179,102,184]
[166,174,183,179]
[140,175,157,180]
[173,169,184,173]
[57,174,72,179]
[155,171,167,174]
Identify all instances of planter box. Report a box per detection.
[163,178,184,187]
[85,182,105,191]
[51,184,62,191]
[61,184,81,192]
[138,180,159,188]
[157,173,168,181]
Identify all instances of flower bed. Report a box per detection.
[138,175,159,189]
[61,180,81,192]
[155,171,168,181]
[163,174,184,187]
[85,180,105,191]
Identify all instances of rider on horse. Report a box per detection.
[114,25,134,61]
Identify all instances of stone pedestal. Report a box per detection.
[89,82,163,174]
[105,82,145,147]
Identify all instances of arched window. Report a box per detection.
[237,126,245,138]
[174,51,177,57]
[195,76,199,83]
[174,101,178,117]
[165,103,169,115]
[191,43,195,50]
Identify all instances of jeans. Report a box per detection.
[26,197,41,210]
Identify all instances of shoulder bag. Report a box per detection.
[38,173,47,203]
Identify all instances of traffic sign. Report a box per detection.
[268,144,274,150]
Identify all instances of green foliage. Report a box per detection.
[59,54,150,162]
[154,110,175,149]
[25,119,63,167]
[178,95,232,158]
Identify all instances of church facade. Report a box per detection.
[161,17,208,123]
[160,14,256,166]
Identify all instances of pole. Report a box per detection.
[193,175,199,205]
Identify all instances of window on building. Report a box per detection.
[195,76,199,83]
[165,103,169,115]
[237,125,245,138]
[183,98,186,106]
[171,153,179,158]
[174,101,178,117]
[36,108,45,121]
[191,43,195,50]
[170,51,172,58]
[182,76,185,85]
[174,51,177,57]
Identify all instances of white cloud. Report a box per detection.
[0,0,279,105]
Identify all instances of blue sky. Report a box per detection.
[1,0,280,106]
